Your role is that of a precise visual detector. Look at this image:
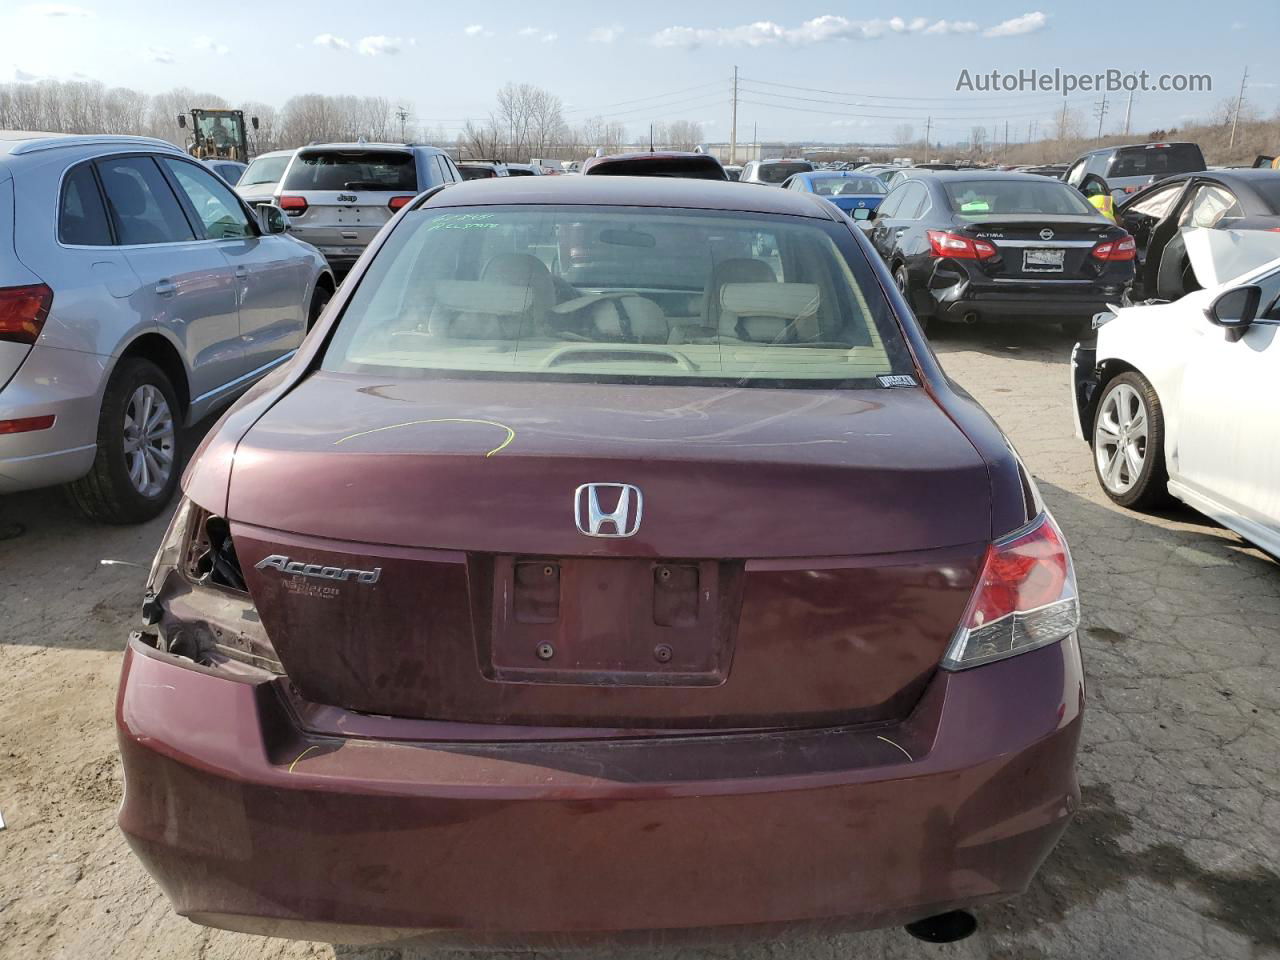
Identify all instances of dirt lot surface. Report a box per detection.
[2,326,1277,960]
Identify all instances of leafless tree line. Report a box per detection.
[0,80,414,154]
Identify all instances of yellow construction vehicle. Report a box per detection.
[176,108,258,162]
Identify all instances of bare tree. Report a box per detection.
[893,123,914,146]
[1052,107,1086,142]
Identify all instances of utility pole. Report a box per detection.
[1230,66,1249,149]
[1122,91,1134,136]
[1093,95,1109,141]
[1059,100,1068,139]
[730,65,738,166]
[649,123,654,152]
[395,106,410,142]
[923,116,932,156]
[753,120,758,160]
[1004,120,1009,153]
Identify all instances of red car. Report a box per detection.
[119,176,1083,948]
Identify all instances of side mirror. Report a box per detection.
[1205,284,1261,341]
[176,114,187,129]
[257,203,290,235]
[852,207,873,221]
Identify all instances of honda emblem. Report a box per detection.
[574,483,643,538]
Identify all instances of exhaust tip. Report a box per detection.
[961,311,980,325]
[904,910,977,944]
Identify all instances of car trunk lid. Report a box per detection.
[960,214,1115,280]
[229,372,992,729]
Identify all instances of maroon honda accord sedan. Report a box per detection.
[118,176,1083,948]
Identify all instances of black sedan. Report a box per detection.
[864,171,1135,333]
[1114,169,1280,300]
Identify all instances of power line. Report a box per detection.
[737,83,1093,118]
[738,75,1085,105]
[735,95,1087,123]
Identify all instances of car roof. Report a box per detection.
[904,170,1065,184]
[0,131,183,158]
[250,148,296,160]
[298,142,444,154]
[424,174,841,220]
[1084,141,1199,156]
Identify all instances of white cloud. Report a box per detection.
[1230,20,1245,30]
[588,25,624,43]
[194,35,229,55]
[358,35,408,55]
[651,15,978,49]
[518,26,557,42]
[312,33,350,50]
[982,11,1048,37]
[14,68,40,82]
[23,3,92,16]
[463,23,492,38]
[147,46,174,64]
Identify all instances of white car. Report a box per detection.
[1072,229,1280,555]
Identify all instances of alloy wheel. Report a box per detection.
[122,384,175,498]
[1094,382,1148,494]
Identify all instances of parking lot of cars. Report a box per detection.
[2,113,1279,959]
[2,320,1277,960]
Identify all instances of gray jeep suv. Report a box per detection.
[275,142,462,273]
[0,133,334,523]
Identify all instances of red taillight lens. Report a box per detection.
[943,512,1079,670]
[0,414,56,435]
[0,283,53,345]
[1092,235,1136,261]
[388,195,414,211]
[927,229,998,260]
[279,195,308,214]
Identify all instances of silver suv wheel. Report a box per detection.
[123,384,175,497]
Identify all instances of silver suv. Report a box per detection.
[275,142,462,273]
[0,133,333,523]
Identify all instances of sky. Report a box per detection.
[3,0,1278,145]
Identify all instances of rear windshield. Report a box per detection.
[460,166,498,180]
[811,176,887,197]
[283,150,417,192]
[756,162,813,184]
[322,206,913,389]
[1108,144,1205,179]
[240,155,290,187]
[944,179,1094,217]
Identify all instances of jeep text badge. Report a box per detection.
[255,554,381,584]
[574,483,643,538]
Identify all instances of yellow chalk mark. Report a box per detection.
[288,745,321,774]
[333,418,516,457]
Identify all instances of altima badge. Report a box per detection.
[255,554,381,584]
[575,483,643,538]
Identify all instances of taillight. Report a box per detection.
[927,229,998,260]
[279,195,308,214]
[942,512,1079,670]
[388,195,414,211]
[1092,235,1136,261]
[0,283,53,345]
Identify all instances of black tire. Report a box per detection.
[66,358,182,525]
[307,282,333,331]
[894,264,930,334]
[1090,371,1169,510]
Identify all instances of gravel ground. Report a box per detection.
[1,324,1277,960]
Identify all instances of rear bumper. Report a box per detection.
[0,344,106,493]
[933,286,1126,324]
[117,634,1083,947]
